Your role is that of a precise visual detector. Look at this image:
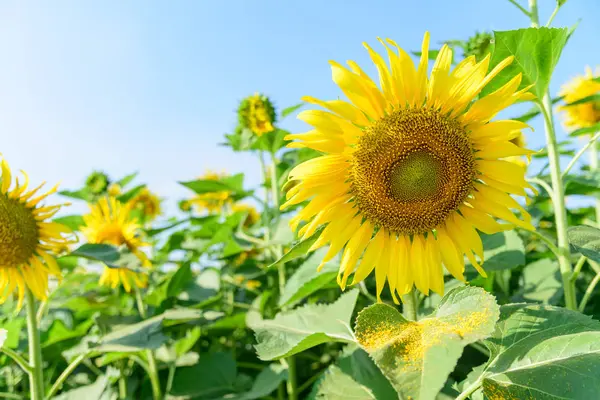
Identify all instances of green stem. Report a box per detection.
[546,4,560,27]
[135,289,162,400]
[579,271,600,312]
[528,0,539,26]
[527,229,561,258]
[530,0,576,310]
[571,256,587,283]
[401,289,418,321]
[527,177,555,199]
[45,354,86,399]
[456,376,483,400]
[166,363,176,394]
[118,374,127,399]
[561,131,600,178]
[269,151,280,211]
[0,348,31,374]
[590,135,600,221]
[0,393,23,399]
[25,290,44,400]
[507,0,530,17]
[285,356,298,400]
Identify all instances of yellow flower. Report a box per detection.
[81,197,150,292]
[107,183,122,197]
[559,66,600,130]
[245,280,261,290]
[189,171,232,214]
[128,188,162,222]
[238,93,277,136]
[283,33,534,301]
[232,203,260,227]
[0,158,73,307]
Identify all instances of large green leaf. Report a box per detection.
[481,28,568,99]
[228,364,288,400]
[355,286,499,400]
[472,231,525,272]
[93,315,167,352]
[475,304,600,399]
[248,290,359,360]
[169,352,237,399]
[515,259,562,304]
[567,225,600,263]
[70,244,120,265]
[279,248,338,307]
[314,345,396,400]
[179,173,244,195]
[54,375,114,400]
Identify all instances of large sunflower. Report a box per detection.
[559,66,600,130]
[81,197,150,292]
[283,33,534,301]
[0,158,74,307]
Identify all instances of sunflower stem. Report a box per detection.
[579,271,600,312]
[561,131,600,178]
[45,354,86,399]
[401,289,419,321]
[25,290,44,400]
[0,348,32,374]
[590,135,600,221]
[507,0,531,17]
[134,289,162,400]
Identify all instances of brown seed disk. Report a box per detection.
[0,193,39,266]
[350,107,476,235]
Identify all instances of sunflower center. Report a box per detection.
[0,193,39,266]
[350,108,476,235]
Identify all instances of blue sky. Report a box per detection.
[0,1,598,216]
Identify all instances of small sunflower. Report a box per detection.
[0,158,74,307]
[128,188,162,222]
[81,197,150,292]
[85,171,110,195]
[232,203,260,227]
[283,33,534,301]
[559,66,600,130]
[189,171,232,214]
[238,93,277,136]
[107,183,122,197]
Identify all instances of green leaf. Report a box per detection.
[516,259,562,304]
[0,318,24,349]
[58,188,91,201]
[314,345,396,400]
[564,93,600,107]
[355,286,499,400]
[53,215,85,231]
[116,184,146,203]
[248,290,359,360]
[169,352,237,398]
[478,304,600,399]
[178,268,221,303]
[470,231,525,272]
[167,264,193,298]
[268,228,323,270]
[54,375,114,400]
[229,364,288,400]
[482,28,568,99]
[93,315,167,352]
[179,173,244,195]
[69,244,120,265]
[279,248,338,307]
[174,327,201,356]
[116,172,138,187]
[568,122,600,137]
[0,329,6,348]
[567,225,600,263]
[281,103,304,118]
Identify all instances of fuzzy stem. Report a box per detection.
[25,290,44,400]
[46,354,86,399]
[401,289,419,321]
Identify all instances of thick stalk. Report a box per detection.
[401,289,418,321]
[135,289,162,400]
[25,290,44,400]
[286,357,298,400]
[590,138,600,221]
[529,0,576,310]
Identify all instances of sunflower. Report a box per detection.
[0,158,74,307]
[238,93,277,136]
[128,188,162,222]
[283,33,534,301]
[559,66,600,130]
[232,203,260,227]
[81,197,150,292]
[189,171,232,214]
[107,183,121,197]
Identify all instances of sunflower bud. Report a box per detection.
[85,171,110,195]
[107,183,122,196]
[237,93,277,136]
[463,31,493,62]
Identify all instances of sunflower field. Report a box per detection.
[2,1,600,399]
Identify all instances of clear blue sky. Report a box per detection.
[0,1,598,216]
